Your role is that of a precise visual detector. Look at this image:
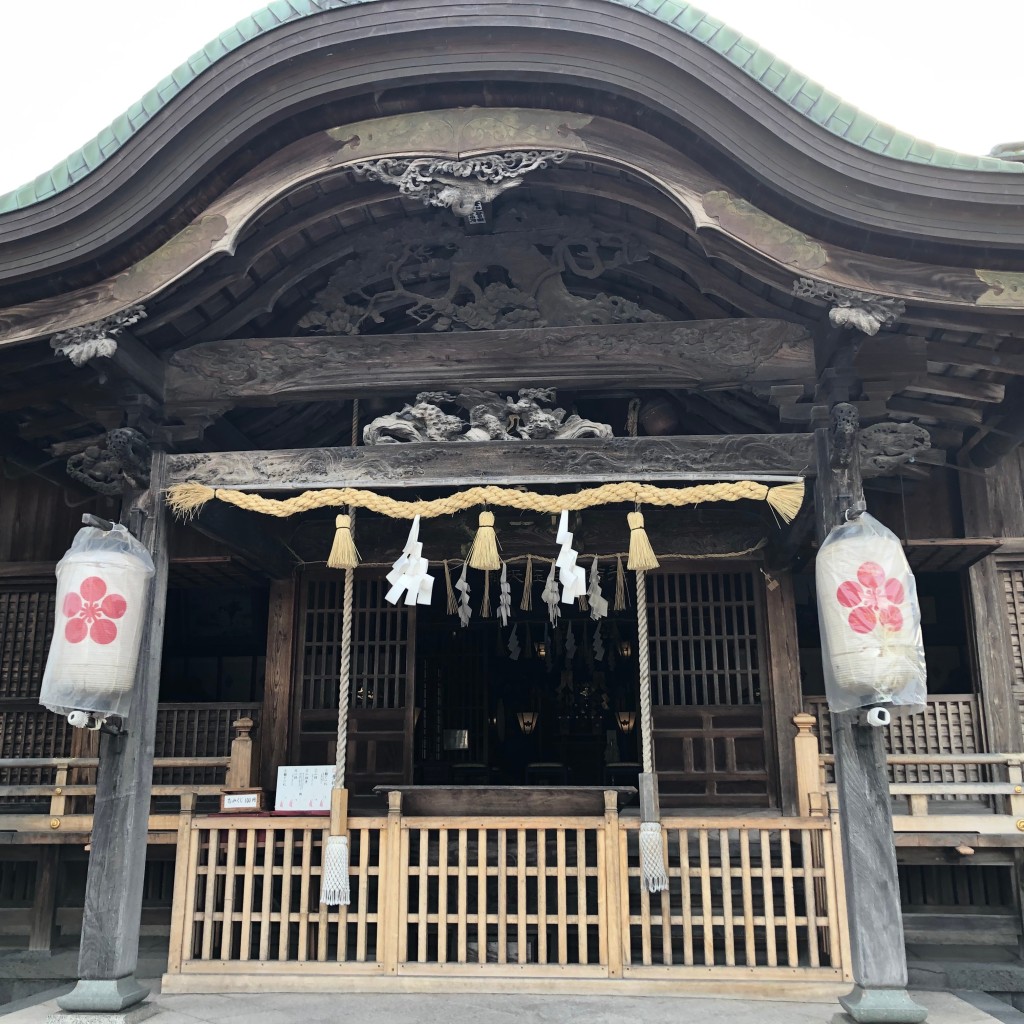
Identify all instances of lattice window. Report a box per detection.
[300,576,411,712]
[0,587,56,701]
[647,570,762,707]
[1002,565,1024,727]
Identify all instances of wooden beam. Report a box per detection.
[188,502,295,580]
[887,396,984,427]
[905,375,1005,404]
[763,570,802,816]
[164,320,814,407]
[261,579,296,793]
[167,435,816,492]
[28,846,60,952]
[926,340,1024,377]
[90,330,165,402]
[960,465,1024,753]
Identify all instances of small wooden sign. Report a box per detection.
[275,765,334,812]
[220,789,265,813]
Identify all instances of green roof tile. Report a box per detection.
[2,0,1020,215]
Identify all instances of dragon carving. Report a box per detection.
[363,388,613,445]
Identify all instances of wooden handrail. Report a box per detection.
[0,756,231,768]
[819,753,1022,765]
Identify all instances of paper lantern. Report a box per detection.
[815,512,926,716]
[40,525,155,726]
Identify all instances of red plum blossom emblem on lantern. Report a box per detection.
[836,561,905,635]
[62,576,127,645]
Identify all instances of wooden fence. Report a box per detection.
[0,717,257,837]
[0,702,261,787]
[164,790,849,992]
[793,713,1024,837]
[804,695,979,757]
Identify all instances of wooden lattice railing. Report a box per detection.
[793,713,1024,836]
[0,702,260,787]
[164,791,849,988]
[0,717,257,835]
[803,695,980,757]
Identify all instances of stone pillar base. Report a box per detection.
[55,977,152,1014]
[835,985,928,1023]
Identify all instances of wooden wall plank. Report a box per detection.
[261,579,296,793]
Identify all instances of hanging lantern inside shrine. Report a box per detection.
[815,512,926,721]
[39,525,156,728]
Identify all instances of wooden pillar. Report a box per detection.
[793,713,823,817]
[227,718,255,789]
[260,578,296,794]
[960,465,1024,753]
[58,451,170,1013]
[764,569,802,815]
[28,847,60,952]
[815,409,925,1024]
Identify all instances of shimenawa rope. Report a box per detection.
[166,478,804,523]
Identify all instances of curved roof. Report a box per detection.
[2,0,1020,215]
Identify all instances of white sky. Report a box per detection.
[1,0,1021,197]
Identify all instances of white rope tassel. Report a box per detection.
[322,564,354,907]
[636,568,669,893]
[321,834,351,906]
[324,415,359,908]
[638,822,669,893]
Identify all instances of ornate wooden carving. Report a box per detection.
[858,422,931,477]
[793,279,904,335]
[166,434,815,491]
[66,428,151,495]
[50,306,147,366]
[165,319,815,408]
[363,388,612,444]
[2,108,1020,349]
[294,204,660,335]
[353,151,566,216]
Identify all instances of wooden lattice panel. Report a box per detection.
[0,706,73,788]
[647,570,762,707]
[0,588,56,701]
[1001,564,1024,736]
[153,702,261,786]
[181,818,384,965]
[621,820,843,973]
[646,569,769,803]
[400,823,604,967]
[300,576,412,712]
[804,695,982,793]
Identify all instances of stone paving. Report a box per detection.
[0,987,1008,1024]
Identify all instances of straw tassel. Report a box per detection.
[627,511,659,570]
[165,482,216,518]
[614,555,627,611]
[444,560,458,615]
[520,555,534,611]
[766,480,805,524]
[327,514,360,569]
[468,510,501,570]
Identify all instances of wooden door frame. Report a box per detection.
[647,558,781,807]
[291,567,417,784]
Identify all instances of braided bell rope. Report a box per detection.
[636,568,653,775]
[167,478,804,523]
[334,399,360,788]
[334,566,353,788]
